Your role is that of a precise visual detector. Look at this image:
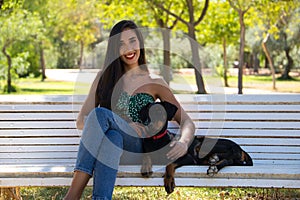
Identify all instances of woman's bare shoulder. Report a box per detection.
[148,73,168,86]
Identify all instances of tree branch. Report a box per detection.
[149,0,189,26]
[195,0,210,26]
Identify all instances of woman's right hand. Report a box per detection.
[129,122,147,138]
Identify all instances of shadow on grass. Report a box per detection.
[20,88,74,94]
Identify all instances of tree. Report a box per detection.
[228,0,253,94]
[0,2,43,92]
[146,0,183,84]
[198,0,239,87]
[47,0,102,69]
[251,0,300,90]
[23,0,49,81]
[152,0,209,94]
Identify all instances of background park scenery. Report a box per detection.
[1,0,300,199]
[0,0,300,95]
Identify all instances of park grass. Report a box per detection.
[172,73,300,94]
[2,72,300,95]
[19,186,300,199]
[0,77,75,94]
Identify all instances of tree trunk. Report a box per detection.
[253,53,259,74]
[78,40,84,70]
[281,47,293,79]
[262,34,276,90]
[281,32,293,80]
[188,25,206,94]
[2,43,12,93]
[222,37,229,87]
[238,11,246,94]
[161,28,172,85]
[39,42,47,82]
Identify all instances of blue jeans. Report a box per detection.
[75,107,143,200]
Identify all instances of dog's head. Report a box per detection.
[139,101,178,138]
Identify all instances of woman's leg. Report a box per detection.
[92,130,123,199]
[64,107,142,199]
[63,171,91,200]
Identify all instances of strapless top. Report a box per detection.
[114,92,155,124]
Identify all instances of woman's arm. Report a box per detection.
[76,72,101,130]
[154,79,196,160]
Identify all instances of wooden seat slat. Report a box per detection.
[1,152,298,161]
[1,129,299,138]
[3,112,300,121]
[0,137,299,146]
[2,159,299,166]
[182,104,300,112]
[189,112,300,120]
[1,145,299,155]
[1,121,300,129]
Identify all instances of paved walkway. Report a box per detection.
[46,69,282,94]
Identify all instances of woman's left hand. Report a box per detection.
[166,141,188,160]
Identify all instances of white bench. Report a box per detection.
[0,94,299,191]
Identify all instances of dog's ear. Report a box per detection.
[161,101,178,120]
[139,103,152,123]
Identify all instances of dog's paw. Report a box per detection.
[208,154,219,165]
[140,156,153,178]
[207,165,218,177]
[140,168,153,178]
[163,173,176,194]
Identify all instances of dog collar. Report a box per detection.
[152,130,168,140]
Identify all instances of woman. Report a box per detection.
[64,20,195,200]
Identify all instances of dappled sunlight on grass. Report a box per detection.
[19,186,300,199]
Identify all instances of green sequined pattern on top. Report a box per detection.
[115,92,155,124]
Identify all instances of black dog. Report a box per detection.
[139,101,253,194]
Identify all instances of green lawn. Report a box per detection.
[2,72,300,95]
[172,73,300,93]
[20,186,300,200]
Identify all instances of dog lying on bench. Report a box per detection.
[139,101,253,194]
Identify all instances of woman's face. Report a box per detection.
[119,28,140,70]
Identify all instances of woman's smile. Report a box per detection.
[124,52,136,60]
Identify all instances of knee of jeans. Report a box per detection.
[94,107,110,118]
[106,130,123,149]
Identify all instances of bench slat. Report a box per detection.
[0,104,81,112]
[1,145,300,154]
[189,112,300,121]
[0,137,299,146]
[2,104,300,113]
[3,112,300,121]
[1,129,299,138]
[2,159,299,166]
[1,152,299,161]
[1,121,300,129]
[182,104,300,112]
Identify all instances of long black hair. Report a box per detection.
[95,20,148,109]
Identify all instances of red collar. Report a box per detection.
[152,129,168,140]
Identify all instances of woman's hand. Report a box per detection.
[129,122,147,138]
[166,140,188,160]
